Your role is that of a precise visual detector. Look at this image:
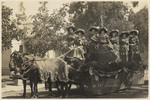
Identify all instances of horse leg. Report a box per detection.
[30,80,34,97]
[64,83,71,98]
[56,81,62,96]
[56,82,64,97]
[22,80,26,98]
[79,83,86,95]
[33,81,38,98]
[61,82,66,98]
[56,82,66,97]
[48,77,53,96]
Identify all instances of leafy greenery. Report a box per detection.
[2,1,148,57]
[129,7,148,50]
[2,4,26,51]
[2,5,16,50]
[25,1,70,56]
[68,2,134,36]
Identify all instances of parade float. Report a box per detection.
[79,54,146,95]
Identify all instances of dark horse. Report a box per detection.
[9,51,46,98]
[9,51,84,98]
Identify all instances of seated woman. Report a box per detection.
[72,29,87,61]
[97,27,117,64]
[129,30,140,62]
[85,26,100,62]
[88,26,99,53]
[119,32,129,62]
[89,26,99,40]
[109,30,120,62]
[65,25,77,48]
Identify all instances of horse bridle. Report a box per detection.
[10,52,32,80]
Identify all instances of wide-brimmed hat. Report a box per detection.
[130,30,139,35]
[109,30,119,37]
[75,29,85,35]
[120,31,129,38]
[89,26,98,32]
[67,25,75,32]
[99,27,108,34]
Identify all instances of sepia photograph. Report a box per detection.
[1,0,149,99]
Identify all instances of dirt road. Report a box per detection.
[2,84,148,98]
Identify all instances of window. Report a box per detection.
[19,45,23,53]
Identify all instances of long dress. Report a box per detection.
[110,37,120,62]
[97,34,117,64]
[65,36,87,61]
[65,33,77,48]
[73,37,87,60]
[128,36,140,62]
[120,38,129,62]
[88,34,99,53]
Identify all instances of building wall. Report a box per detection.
[44,50,55,58]
[2,39,24,76]
[2,48,11,76]
[11,39,22,52]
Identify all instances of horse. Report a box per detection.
[9,51,74,98]
[9,51,45,98]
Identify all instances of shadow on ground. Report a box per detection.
[2,86,148,98]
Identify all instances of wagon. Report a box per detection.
[9,51,145,97]
[71,61,145,95]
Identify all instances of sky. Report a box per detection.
[2,0,70,19]
[124,0,148,13]
[2,0,148,19]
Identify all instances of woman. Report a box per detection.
[88,26,99,53]
[97,27,117,64]
[89,26,99,39]
[109,30,120,62]
[119,32,129,62]
[73,29,87,60]
[65,25,77,48]
[129,30,141,62]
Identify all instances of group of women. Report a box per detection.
[65,25,140,65]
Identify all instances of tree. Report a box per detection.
[68,1,134,37]
[25,1,70,56]
[2,5,16,50]
[2,3,27,51]
[67,1,148,53]
[15,2,27,40]
[25,1,137,56]
[16,2,27,24]
[129,7,148,49]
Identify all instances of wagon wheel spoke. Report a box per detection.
[65,83,72,91]
[80,83,88,91]
[56,83,63,91]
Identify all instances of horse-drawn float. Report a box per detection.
[9,50,145,97]
[79,61,145,95]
